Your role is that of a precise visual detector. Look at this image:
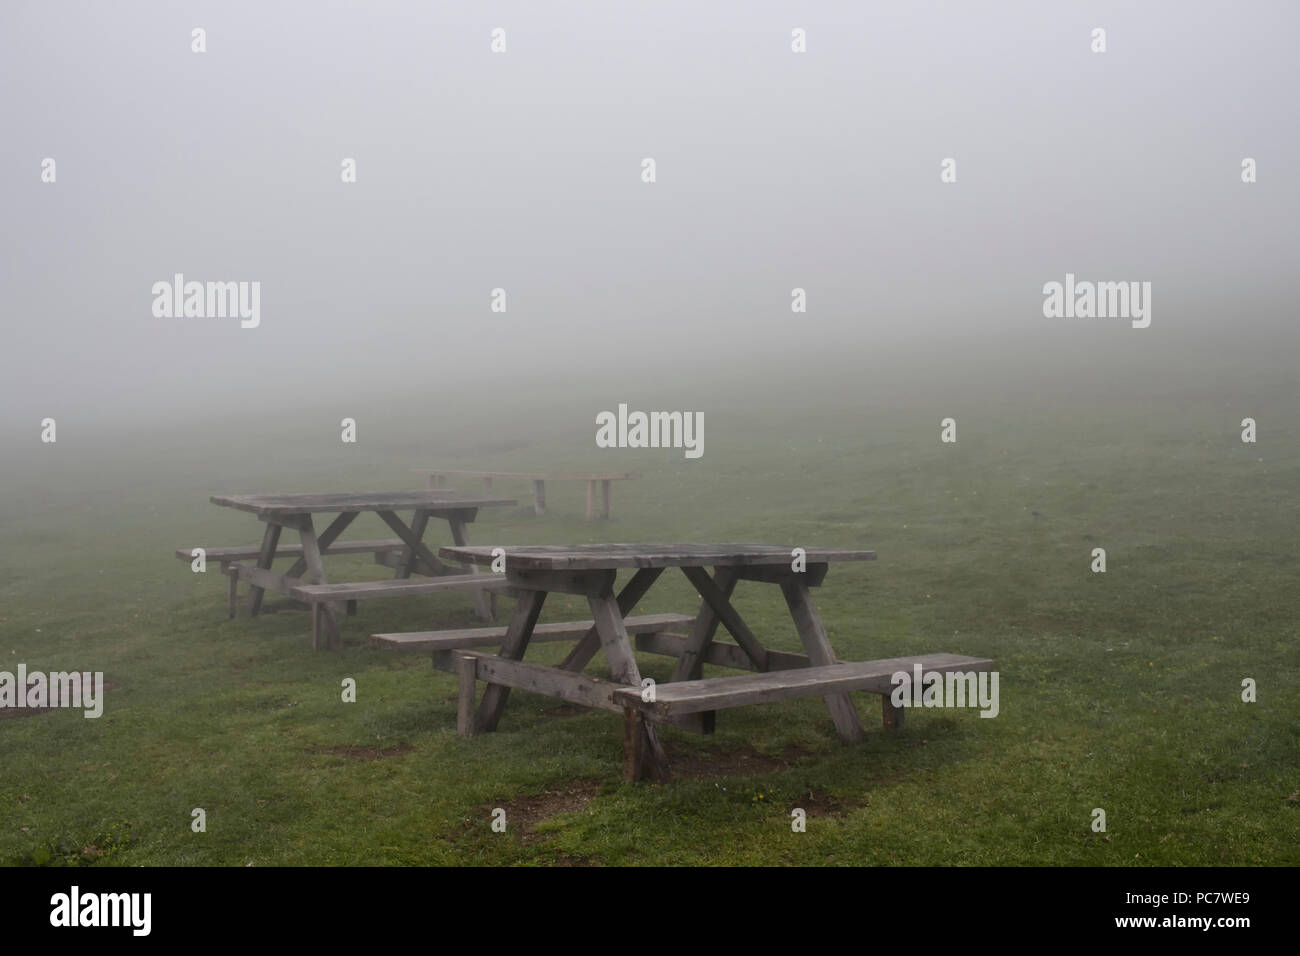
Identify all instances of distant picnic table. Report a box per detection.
[371,543,993,780]
[199,490,515,649]
[419,470,639,520]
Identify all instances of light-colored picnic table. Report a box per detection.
[428,543,893,780]
[419,470,639,519]
[209,490,515,648]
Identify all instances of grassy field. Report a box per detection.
[2,352,1297,866]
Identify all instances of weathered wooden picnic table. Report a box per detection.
[396,543,992,780]
[208,490,515,649]
[420,470,639,519]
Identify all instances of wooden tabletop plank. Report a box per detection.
[210,491,516,515]
[439,543,876,571]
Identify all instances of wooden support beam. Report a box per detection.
[635,631,820,672]
[376,510,454,577]
[282,511,359,579]
[474,589,547,732]
[681,566,770,672]
[560,567,663,672]
[624,708,671,782]
[433,648,712,734]
[505,568,617,598]
[247,521,282,616]
[457,656,477,736]
[735,563,829,587]
[589,590,668,778]
[780,579,865,743]
[226,565,240,619]
[448,511,493,621]
[671,567,738,683]
[397,509,431,579]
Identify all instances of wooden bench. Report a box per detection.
[420,470,639,520]
[371,612,696,652]
[612,653,994,780]
[290,574,513,650]
[175,539,408,572]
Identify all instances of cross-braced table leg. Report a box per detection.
[588,590,669,782]
[780,579,866,742]
[680,566,770,672]
[396,510,431,579]
[447,511,494,622]
[474,589,547,732]
[247,522,282,616]
[281,511,358,582]
[270,512,342,649]
[559,567,663,673]
[671,567,740,682]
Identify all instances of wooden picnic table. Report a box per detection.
[434,543,888,780]
[209,490,515,648]
[420,470,639,519]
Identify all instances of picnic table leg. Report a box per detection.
[448,513,494,622]
[671,567,739,682]
[474,589,547,732]
[282,511,358,581]
[680,566,770,672]
[247,522,282,616]
[780,579,866,743]
[589,592,670,782]
[457,656,477,736]
[601,479,612,519]
[226,565,239,619]
[376,510,453,576]
[623,709,665,782]
[585,481,595,520]
[560,567,663,672]
[882,695,905,729]
[396,509,431,579]
[533,480,546,516]
[296,514,341,650]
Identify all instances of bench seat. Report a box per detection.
[613,653,994,717]
[290,574,512,650]
[290,574,511,603]
[370,612,696,652]
[175,540,407,567]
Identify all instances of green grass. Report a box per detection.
[1,365,1298,866]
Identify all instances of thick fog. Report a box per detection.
[2,1,1297,433]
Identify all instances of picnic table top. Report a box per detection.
[210,490,517,516]
[438,543,876,571]
[420,470,640,481]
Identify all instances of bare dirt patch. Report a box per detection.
[306,744,416,761]
[666,742,809,780]
[497,779,602,846]
[795,787,863,817]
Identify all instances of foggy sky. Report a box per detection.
[2,0,1297,431]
